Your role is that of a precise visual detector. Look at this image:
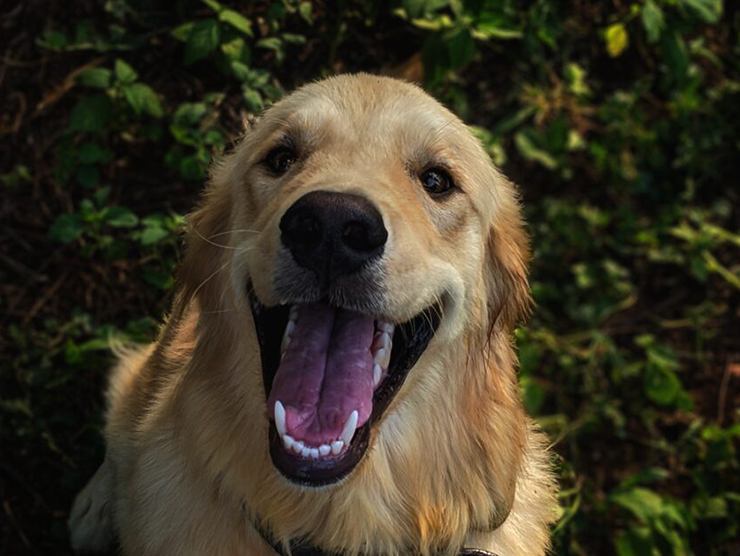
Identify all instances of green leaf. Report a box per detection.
[122,83,163,118]
[402,0,444,18]
[515,130,558,169]
[641,1,664,44]
[173,102,208,126]
[611,487,665,523]
[257,36,283,51]
[69,94,112,133]
[605,23,629,57]
[282,33,306,45]
[619,468,670,489]
[221,37,250,62]
[660,30,689,82]
[679,0,723,23]
[77,67,112,89]
[231,61,251,81]
[474,22,523,40]
[140,226,170,245]
[78,143,112,164]
[644,363,681,405]
[38,29,68,51]
[49,214,84,243]
[242,88,264,112]
[104,206,139,227]
[171,22,195,42]
[520,375,546,415]
[184,19,220,65]
[143,267,174,290]
[219,9,252,36]
[615,527,655,556]
[201,0,223,12]
[298,2,313,23]
[114,59,138,83]
[447,28,475,69]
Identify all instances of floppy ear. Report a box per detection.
[484,195,532,333]
[178,180,234,311]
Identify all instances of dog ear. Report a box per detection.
[178,180,234,310]
[484,195,532,333]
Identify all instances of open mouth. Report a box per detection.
[249,291,440,486]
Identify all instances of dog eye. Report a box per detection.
[264,146,297,174]
[420,168,454,197]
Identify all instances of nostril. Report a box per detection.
[281,211,322,250]
[342,221,386,253]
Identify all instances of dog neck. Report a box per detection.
[251,515,500,556]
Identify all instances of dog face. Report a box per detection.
[183,74,530,488]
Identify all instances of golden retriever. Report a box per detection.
[68,74,557,555]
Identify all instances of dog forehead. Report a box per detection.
[268,74,457,142]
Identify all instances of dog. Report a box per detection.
[68,74,558,555]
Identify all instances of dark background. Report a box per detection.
[1,1,739,554]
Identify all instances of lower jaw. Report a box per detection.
[249,291,441,487]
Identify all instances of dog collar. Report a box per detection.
[253,518,498,556]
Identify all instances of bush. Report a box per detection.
[1,1,738,554]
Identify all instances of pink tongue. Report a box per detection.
[266,304,375,446]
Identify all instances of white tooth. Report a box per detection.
[374,347,390,369]
[280,331,291,356]
[372,332,390,353]
[301,446,311,458]
[319,444,331,456]
[379,322,394,334]
[283,434,294,451]
[274,401,287,437]
[310,448,319,459]
[381,332,391,350]
[286,319,296,336]
[331,440,344,455]
[373,363,382,387]
[289,305,298,321]
[293,440,305,454]
[340,410,359,446]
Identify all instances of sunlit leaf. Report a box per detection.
[605,23,629,57]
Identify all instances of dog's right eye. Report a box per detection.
[264,147,297,174]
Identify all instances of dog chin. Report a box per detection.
[248,288,441,486]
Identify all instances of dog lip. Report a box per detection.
[248,286,441,486]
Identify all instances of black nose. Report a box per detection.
[280,191,388,285]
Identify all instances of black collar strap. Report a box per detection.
[253,519,497,556]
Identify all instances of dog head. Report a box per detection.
[180,74,530,491]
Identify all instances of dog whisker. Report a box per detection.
[208,228,262,238]
[192,226,256,250]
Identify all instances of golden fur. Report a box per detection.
[69,74,558,555]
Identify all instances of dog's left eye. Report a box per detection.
[264,146,297,174]
[420,168,455,197]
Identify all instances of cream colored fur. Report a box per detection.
[69,74,558,555]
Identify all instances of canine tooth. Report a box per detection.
[372,331,391,354]
[374,347,390,369]
[286,320,296,336]
[373,363,382,387]
[310,448,319,459]
[274,401,287,437]
[301,446,311,458]
[319,444,331,456]
[283,434,295,451]
[280,332,291,356]
[379,322,394,334]
[293,440,305,454]
[289,305,298,321]
[340,410,359,446]
[331,440,344,455]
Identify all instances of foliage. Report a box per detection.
[1,1,739,554]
